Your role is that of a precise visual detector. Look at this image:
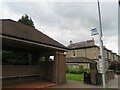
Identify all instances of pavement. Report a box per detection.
[50,75,119,88]
[2,75,119,89]
[106,75,119,88]
[50,80,101,88]
[3,80,56,89]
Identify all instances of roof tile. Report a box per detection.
[1,19,67,50]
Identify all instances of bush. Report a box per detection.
[66,65,70,73]
[66,65,88,74]
[78,68,86,74]
[109,61,120,73]
[115,70,120,74]
[66,65,71,73]
[116,61,120,70]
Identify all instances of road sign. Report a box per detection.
[91,28,99,36]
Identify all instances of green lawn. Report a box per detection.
[66,73,84,81]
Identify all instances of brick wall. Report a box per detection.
[2,64,46,85]
[53,52,66,84]
[45,61,53,81]
[2,52,66,85]
[2,64,45,77]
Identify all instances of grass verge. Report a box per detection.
[66,73,84,81]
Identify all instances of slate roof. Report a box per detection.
[0,19,67,50]
[66,57,94,63]
[68,40,97,50]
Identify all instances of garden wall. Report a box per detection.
[106,70,115,81]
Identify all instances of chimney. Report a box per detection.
[69,40,73,45]
[86,39,95,45]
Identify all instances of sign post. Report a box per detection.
[91,0,106,88]
[97,0,106,88]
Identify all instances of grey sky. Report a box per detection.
[0,0,118,54]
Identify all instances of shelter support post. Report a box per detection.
[52,51,66,84]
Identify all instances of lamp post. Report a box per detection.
[97,0,106,88]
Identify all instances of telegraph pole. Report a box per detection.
[97,0,106,88]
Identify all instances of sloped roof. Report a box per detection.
[68,40,97,50]
[0,19,67,50]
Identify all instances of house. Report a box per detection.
[0,19,67,88]
[66,39,97,68]
[112,53,117,61]
[66,39,119,69]
[116,55,120,61]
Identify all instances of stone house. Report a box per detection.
[111,53,118,61]
[66,39,119,69]
[116,55,120,61]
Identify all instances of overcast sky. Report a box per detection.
[0,0,118,54]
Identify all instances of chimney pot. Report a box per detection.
[70,40,72,45]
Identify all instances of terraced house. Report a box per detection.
[66,39,119,69]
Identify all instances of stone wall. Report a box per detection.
[106,70,115,81]
[90,62,98,85]
[66,47,99,60]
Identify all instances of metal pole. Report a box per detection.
[97,0,106,88]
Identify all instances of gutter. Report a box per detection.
[1,35,68,51]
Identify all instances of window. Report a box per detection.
[113,55,115,60]
[107,52,109,58]
[108,52,111,59]
[73,50,76,56]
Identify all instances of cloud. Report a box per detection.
[0,1,118,53]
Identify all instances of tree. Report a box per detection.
[18,14,35,28]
